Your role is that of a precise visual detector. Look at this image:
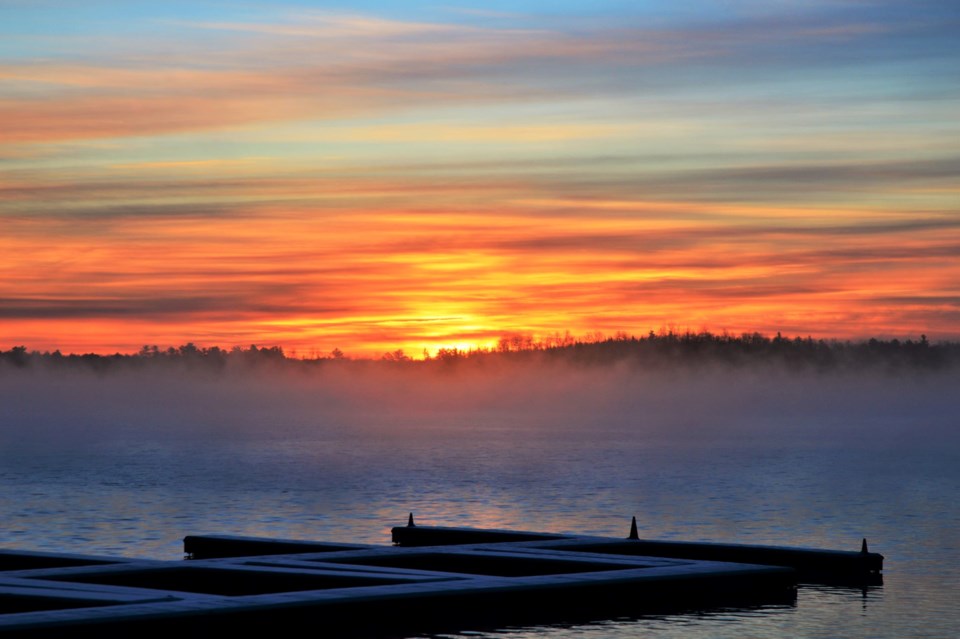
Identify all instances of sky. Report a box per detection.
[2,1,958,357]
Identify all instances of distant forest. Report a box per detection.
[2,331,958,373]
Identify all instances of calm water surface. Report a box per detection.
[0,366,957,637]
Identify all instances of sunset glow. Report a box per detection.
[3,2,958,357]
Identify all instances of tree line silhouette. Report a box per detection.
[421,330,956,371]
[2,330,958,373]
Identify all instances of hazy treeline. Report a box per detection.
[0,343,285,373]
[477,331,957,372]
[2,331,957,374]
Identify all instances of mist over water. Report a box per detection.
[3,360,956,446]
[1,360,958,637]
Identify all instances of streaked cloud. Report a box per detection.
[2,1,958,354]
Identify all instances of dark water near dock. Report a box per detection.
[1,364,958,637]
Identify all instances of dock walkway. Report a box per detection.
[0,518,882,636]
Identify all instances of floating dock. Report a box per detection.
[0,517,882,637]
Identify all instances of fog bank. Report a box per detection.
[2,359,957,451]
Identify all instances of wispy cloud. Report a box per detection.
[5,4,950,145]
[2,2,958,352]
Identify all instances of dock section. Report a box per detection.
[391,523,883,579]
[0,518,881,637]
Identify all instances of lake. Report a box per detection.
[1,361,958,637]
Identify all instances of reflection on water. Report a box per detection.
[416,599,800,639]
[422,584,888,639]
[0,365,958,637]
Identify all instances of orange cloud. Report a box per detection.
[4,181,958,356]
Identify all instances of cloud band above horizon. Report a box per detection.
[2,1,958,355]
